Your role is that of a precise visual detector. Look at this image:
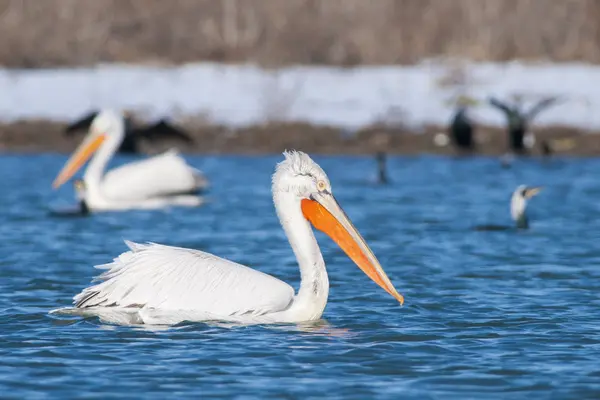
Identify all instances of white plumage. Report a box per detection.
[100,150,206,201]
[52,151,403,325]
[74,242,294,320]
[53,110,207,211]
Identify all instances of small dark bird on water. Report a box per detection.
[375,152,389,184]
[65,111,194,154]
[474,186,542,231]
[488,96,561,154]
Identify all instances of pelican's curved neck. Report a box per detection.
[273,189,329,319]
[83,128,123,186]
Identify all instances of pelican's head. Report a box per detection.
[52,110,124,189]
[273,151,404,305]
[511,185,542,228]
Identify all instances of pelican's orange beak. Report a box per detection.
[301,193,404,305]
[52,132,105,189]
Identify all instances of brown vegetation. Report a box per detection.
[0,0,598,68]
[0,120,596,156]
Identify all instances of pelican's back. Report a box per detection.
[101,150,207,201]
[53,241,295,325]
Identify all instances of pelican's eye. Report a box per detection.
[317,180,327,191]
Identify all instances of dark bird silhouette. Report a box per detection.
[449,106,475,151]
[375,152,389,184]
[65,111,194,154]
[488,96,561,154]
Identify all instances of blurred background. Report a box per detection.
[0,0,598,155]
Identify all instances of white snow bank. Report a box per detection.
[0,61,597,130]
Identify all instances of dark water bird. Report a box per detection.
[375,152,389,184]
[488,96,561,154]
[449,106,475,151]
[65,111,194,154]
[474,185,542,231]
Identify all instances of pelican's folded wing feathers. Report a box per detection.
[72,241,295,318]
[101,150,206,200]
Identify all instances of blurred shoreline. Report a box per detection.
[0,120,595,156]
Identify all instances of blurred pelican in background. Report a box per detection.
[52,110,208,212]
[475,185,542,231]
[51,151,403,325]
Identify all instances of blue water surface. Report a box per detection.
[1,153,599,399]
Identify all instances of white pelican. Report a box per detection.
[53,110,208,211]
[52,151,404,325]
[475,185,542,231]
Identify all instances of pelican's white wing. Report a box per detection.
[101,150,207,201]
[59,241,295,324]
